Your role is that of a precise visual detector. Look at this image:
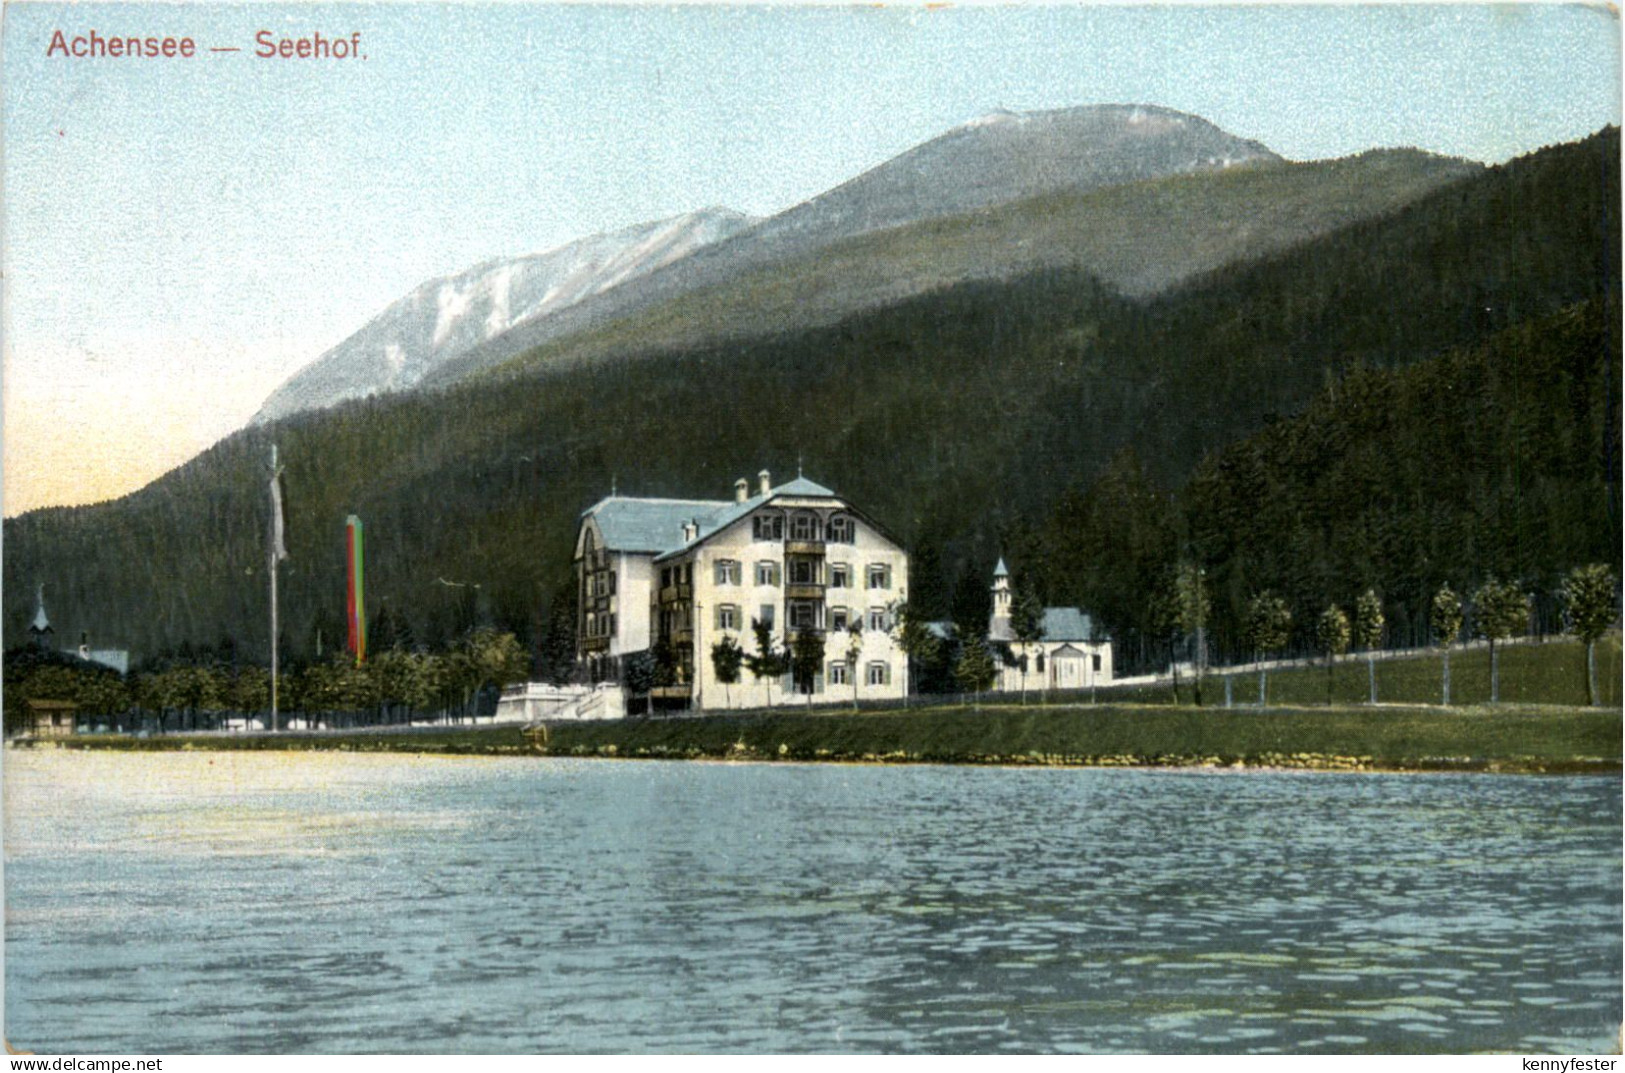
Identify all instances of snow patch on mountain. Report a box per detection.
[384,343,406,383]
[958,108,1027,131]
[433,280,475,347]
[252,207,758,424]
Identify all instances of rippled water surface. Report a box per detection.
[4,750,1619,1053]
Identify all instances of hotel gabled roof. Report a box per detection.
[578,475,899,562]
[580,497,733,555]
[651,477,849,562]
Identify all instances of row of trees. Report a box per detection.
[4,628,528,735]
[1206,565,1617,708]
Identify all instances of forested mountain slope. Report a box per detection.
[429,147,1476,388]
[4,130,1614,669]
[1040,296,1620,669]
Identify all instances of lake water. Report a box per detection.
[4,750,1619,1054]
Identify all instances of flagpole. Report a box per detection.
[270,443,279,734]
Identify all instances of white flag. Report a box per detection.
[269,471,289,563]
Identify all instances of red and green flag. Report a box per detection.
[346,515,366,664]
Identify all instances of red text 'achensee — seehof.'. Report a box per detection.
[47,30,366,59]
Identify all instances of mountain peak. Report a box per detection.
[750,103,1282,253]
[942,103,1277,159]
[955,107,1027,131]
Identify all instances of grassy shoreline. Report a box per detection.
[32,701,1622,776]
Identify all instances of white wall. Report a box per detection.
[682,506,909,710]
[993,640,1114,692]
[613,553,654,657]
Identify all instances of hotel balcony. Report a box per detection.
[658,583,693,603]
[785,539,825,556]
[785,582,826,601]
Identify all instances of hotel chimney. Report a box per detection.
[758,469,771,496]
[735,478,749,503]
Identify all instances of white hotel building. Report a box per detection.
[573,471,910,710]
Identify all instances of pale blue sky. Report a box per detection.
[2,2,1619,513]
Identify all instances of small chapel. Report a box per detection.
[986,560,1112,692]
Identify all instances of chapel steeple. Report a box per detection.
[29,583,54,649]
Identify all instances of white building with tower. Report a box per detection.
[987,559,1112,692]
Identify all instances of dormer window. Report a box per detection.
[791,511,820,541]
[828,515,854,544]
[753,514,784,541]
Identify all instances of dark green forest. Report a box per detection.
[1040,296,1620,670]
[4,129,1617,676]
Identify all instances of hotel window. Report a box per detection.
[789,601,818,630]
[607,613,616,636]
[867,564,891,590]
[868,607,888,632]
[830,564,851,589]
[661,567,672,588]
[867,662,891,686]
[753,514,784,541]
[828,515,854,544]
[1036,652,1046,673]
[831,607,849,631]
[791,512,819,541]
[715,559,741,585]
[715,604,739,631]
[758,604,776,631]
[755,561,781,586]
[829,662,849,686]
[789,558,817,585]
